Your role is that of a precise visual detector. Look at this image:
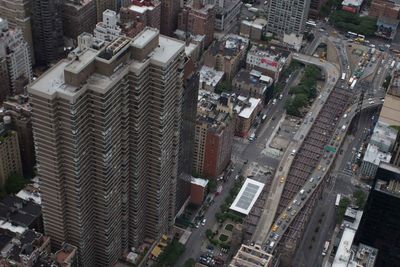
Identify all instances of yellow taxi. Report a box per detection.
[280,176,285,184]
[271,224,279,232]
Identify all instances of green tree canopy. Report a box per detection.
[5,173,27,194]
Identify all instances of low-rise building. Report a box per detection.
[234,95,262,137]
[341,0,364,13]
[120,0,161,38]
[199,65,224,91]
[239,18,267,41]
[230,244,273,267]
[204,34,249,81]
[190,177,208,205]
[246,45,291,81]
[232,69,273,99]
[93,9,122,42]
[369,0,400,20]
[361,144,392,178]
[193,90,235,178]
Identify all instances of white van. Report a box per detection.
[248,133,256,141]
[300,189,305,195]
[309,178,314,183]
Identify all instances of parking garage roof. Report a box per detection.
[230,178,264,215]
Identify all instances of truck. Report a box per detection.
[348,77,354,85]
[350,79,357,90]
[341,73,346,80]
[390,60,396,69]
[322,241,330,256]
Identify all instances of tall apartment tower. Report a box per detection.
[0,18,33,98]
[29,28,185,266]
[0,0,34,63]
[160,0,180,36]
[265,0,311,36]
[32,0,64,65]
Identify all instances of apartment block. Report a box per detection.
[28,28,185,266]
[232,69,273,99]
[160,0,180,36]
[31,0,64,65]
[96,0,117,22]
[120,0,161,31]
[309,0,328,19]
[178,0,215,47]
[234,95,262,137]
[0,120,22,188]
[94,9,123,42]
[266,0,311,36]
[204,34,249,81]
[212,0,242,32]
[193,90,234,178]
[369,0,400,19]
[2,94,36,178]
[63,0,97,40]
[0,0,34,63]
[0,18,32,98]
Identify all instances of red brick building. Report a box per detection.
[120,0,161,30]
[193,91,235,179]
[190,178,208,205]
[160,0,180,36]
[178,0,215,47]
[369,0,400,19]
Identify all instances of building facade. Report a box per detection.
[193,91,234,178]
[265,0,311,36]
[0,18,33,98]
[120,0,161,31]
[355,163,400,266]
[178,0,215,47]
[93,9,123,42]
[29,28,185,266]
[160,0,180,36]
[0,120,22,188]
[96,0,117,22]
[31,0,64,65]
[0,0,34,63]
[63,0,97,40]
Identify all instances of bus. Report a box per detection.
[306,20,317,28]
[341,73,346,80]
[322,241,330,256]
[350,79,357,90]
[346,31,357,38]
[348,77,354,85]
[335,194,341,207]
[357,34,365,40]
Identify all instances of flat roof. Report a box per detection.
[65,49,98,74]
[230,178,264,215]
[363,144,391,165]
[333,228,356,267]
[132,27,158,49]
[191,177,208,187]
[380,93,400,126]
[342,0,363,7]
[236,96,261,119]
[128,4,155,14]
[151,35,185,66]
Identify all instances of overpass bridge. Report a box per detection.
[264,97,382,253]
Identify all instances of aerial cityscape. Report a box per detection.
[0,0,399,266]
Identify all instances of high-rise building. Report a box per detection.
[0,18,32,99]
[31,0,64,65]
[0,0,34,63]
[96,0,117,22]
[265,0,311,36]
[178,0,215,47]
[0,118,23,188]
[29,28,185,266]
[355,163,400,266]
[63,0,97,40]
[193,91,234,178]
[160,0,180,36]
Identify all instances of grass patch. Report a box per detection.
[225,224,234,231]
[219,234,229,242]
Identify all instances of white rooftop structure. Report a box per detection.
[333,228,356,267]
[230,178,264,215]
[363,144,391,166]
[191,177,209,187]
[235,96,261,119]
[199,65,224,90]
[342,0,364,7]
[0,220,27,234]
[93,9,122,42]
[16,184,41,205]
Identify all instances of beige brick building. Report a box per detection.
[29,28,185,266]
[0,122,22,188]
